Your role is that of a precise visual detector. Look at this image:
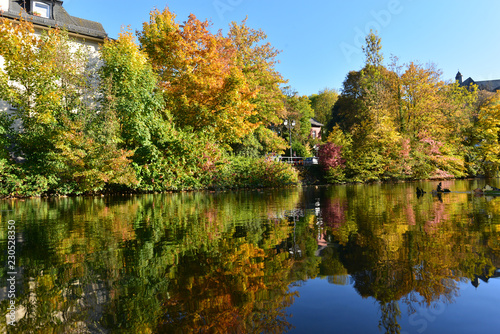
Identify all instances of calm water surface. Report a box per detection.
[1,179,499,333]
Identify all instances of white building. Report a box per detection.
[0,0,107,114]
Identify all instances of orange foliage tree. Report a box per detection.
[138,8,258,145]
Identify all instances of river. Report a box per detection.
[1,179,499,333]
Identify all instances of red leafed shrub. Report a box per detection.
[318,143,345,171]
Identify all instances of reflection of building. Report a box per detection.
[471,257,500,288]
[471,268,500,288]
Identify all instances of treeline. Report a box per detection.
[2,11,499,196]
[0,9,314,197]
[318,32,500,183]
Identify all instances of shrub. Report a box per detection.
[318,143,346,183]
[211,156,299,190]
[291,142,310,157]
[0,160,54,197]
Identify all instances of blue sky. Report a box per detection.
[64,0,500,96]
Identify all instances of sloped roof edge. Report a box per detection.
[310,118,324,127]
[2,1,107,40]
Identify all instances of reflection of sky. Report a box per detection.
[398,279,500,334]
[287,278,380,333]
[287,278,500,334]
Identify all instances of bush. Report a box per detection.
[291,142,310,158]
[318,143,346,183]
[211,156,299,190]
[0,160,55,197]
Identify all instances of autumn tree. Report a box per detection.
[397,62,443,138]
[228,18,287,126]
[309,88,338,126]
[227,19,288,156]
[327,31,479,182]
[0,18,136,194]
[138,8,257,145]
[330,32,400,181]
[318,142,346,182]
[388,60,476,178]
[473,92,500,176]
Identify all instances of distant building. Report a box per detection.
[456,71,500,92]
[310,118,323,140]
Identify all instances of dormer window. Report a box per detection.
[33,1,51,18]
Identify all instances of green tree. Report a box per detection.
[0,18,136,194]
[232,126,288,157]
[309,88,338,127]
[99,28,167,151]
[282,88,314,156]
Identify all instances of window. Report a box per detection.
[33,1,50,18]
[312,130,317,139]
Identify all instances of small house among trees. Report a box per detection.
[310,118,323,140]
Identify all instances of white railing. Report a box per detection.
[276,156,306,166]
[267,155,318,166]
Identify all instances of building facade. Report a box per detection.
[0,0,107,113]
[310,118,324,140]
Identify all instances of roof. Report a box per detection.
[475,79,500,92]
[460,76,500,92]
[1,1,107,40]
[462,77,474,86]
[310,118,324,127]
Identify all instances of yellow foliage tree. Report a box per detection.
[138,8,258,145]
[474,92,500,176]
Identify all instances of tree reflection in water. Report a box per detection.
[0,182,499,333]
[312,183,500,334]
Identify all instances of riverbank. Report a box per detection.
[1,154,492,199]
[0,156,301,198]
